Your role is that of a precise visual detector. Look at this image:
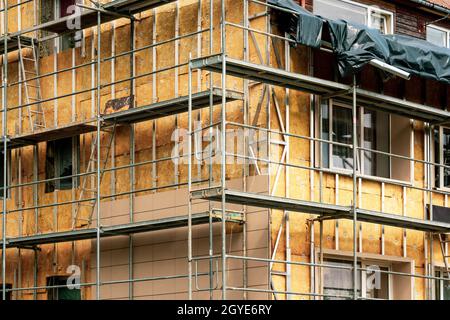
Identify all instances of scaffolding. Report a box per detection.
[0,0,449,300]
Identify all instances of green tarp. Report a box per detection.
[268,0,450,84]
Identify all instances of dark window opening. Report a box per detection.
[40,0,82,55]
[0,284,12,301]
[47,276,81,300]
[0,151,8,198]
[45,137,79,193]
[319,100,411,182]
[60,0,82,51]
[435,270,450,300]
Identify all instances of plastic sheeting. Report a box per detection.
[268,0,450,84]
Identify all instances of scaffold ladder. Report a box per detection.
[438,233,450,278]
[17,36,46,132]
[72,123,117,229]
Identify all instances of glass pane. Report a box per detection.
[434,128,440,188]
[444,279,450,300]
[58,287,81,300]
[56,138,73,189]
[314,0,367,25]
[366,266,389,299]
[427,26,447,47]
[363,109,389,178]
[321,100,330,168]
[442,128,450,188]
[332,106,353,170]
[0,151,5,198]
[60,0,76,18]
[371,12,389,34]
[323,260,361,300]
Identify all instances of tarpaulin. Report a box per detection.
[268,0,450,84]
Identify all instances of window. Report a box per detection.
[45,137,79,193]
[47,276,81,300]
[0,284,12,301]
[40,0,83,55]
[313,0,393,34]
[427,25,450,48]
[435,270,450,300]
[59,0,83,51]
[433,127,450,189]
[323,260,361,300]
[322,259,391,300]
[318,100,412,182]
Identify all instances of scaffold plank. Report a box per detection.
[5,121,97,149]
[191,187,450,233]
[1,212,214,248]
[102,88,244,124]
[191,54,450,122]
[39,0,177,34]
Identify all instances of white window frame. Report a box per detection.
[328,101,356,175]
[324,100,411,183]
[433,126,450,191]
[426,24,450,48]
[320,257,393,300]
[367,6,394,35]
[314,0,394,34]
[361,261,393,300]
[435,269,450,300]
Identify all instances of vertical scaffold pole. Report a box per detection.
[208,0,214,301]
[1,0,8,302]
[352,75,358,300]
[188,53,193,300]
[95,9,102,301]
[220,0,227,300]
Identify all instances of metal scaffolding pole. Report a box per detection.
[352,75,358,300]
[188,52,193,300]
[2,0,450,301]
[1,0,7,302]
[220,0,227,300]
[95,9,102,301]
[208,0,215,301]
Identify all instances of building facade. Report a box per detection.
[0,0,449,300]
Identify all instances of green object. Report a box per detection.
[268,0,450,84]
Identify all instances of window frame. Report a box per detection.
[47,276,81,300]
[45,136,80,193]
[320,257,393,300]
[426,24,450,48]
[367,5,394,35]
[41,0,83,54]
[314,0,394,34]
[328,101,356,174]
[0,150,12,199]
[433,126,450,191]
[321,99,409,182]
[435,269,450,300]
[56,0,83,52]
[0,283,12,301]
